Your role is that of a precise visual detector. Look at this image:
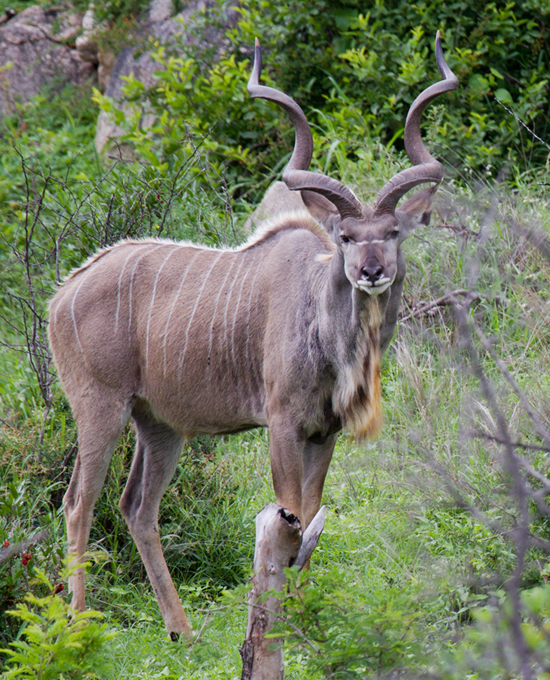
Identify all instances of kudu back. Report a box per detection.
[48,33,457,637]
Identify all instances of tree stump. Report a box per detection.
[240,504,326,680]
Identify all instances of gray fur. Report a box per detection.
[48,191,434,637]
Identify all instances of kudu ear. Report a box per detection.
[395,184,438,239]
[301,189,340,233]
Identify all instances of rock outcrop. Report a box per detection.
[0,1,236,156]
[0,6,94,115]
[96,0,210,153]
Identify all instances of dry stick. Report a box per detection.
[453,300,534,680]
[240,504,325,680]
[187,611,212,655]
[61,441,78,468]
[248,602,321,655]
[399,288,477,323]
[0,529,49,566]
[495,98,550,153]
[474,431,550,454]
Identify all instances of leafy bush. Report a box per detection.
[275,566,424,677]
[442,584,550,679]
[1,568,114,679]
[97,0,550,201]
[0,475,65,646]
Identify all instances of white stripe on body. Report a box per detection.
[145,245,181,368]
[206,253,238,364]
[243,252,264,391]
[218,256,247,373]
[115,243,154,333]
[69,268,94,354]
[230,251,258,373]
[177,251,224,378]
[127,244,166,336]
[52,285,71,327]
[162,250,202,376]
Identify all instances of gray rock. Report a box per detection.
[244,182,308,232]
[0,6,94,115]
[95,0,239,154]
[75,6,101,65]
[146,0,174,24]
[96,1,193,153]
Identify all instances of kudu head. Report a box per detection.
[248,32,458,295]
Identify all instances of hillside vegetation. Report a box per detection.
[1,1,550,678]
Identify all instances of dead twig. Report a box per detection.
[400,289,478,323]
[0,529,49,565]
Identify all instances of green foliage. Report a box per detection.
[97,0,550,199]
[0,474,65,645]
[279,566,423,677]
[414,508,516,578]
[442,584,550,679]
[1,568,114,680]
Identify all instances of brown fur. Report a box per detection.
[48,187,435,639]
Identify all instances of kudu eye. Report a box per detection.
[389,229,399,240]
[340,234,351,244]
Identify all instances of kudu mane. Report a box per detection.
[65,210,335,282]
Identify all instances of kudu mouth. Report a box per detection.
[356,276,394,295]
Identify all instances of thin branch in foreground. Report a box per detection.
[400,289,478,323]
[0,529,49,566]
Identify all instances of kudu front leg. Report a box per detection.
[301,434,337,527]
[119,413,191,639]
[268,416,306,523]
[269,419,337,528]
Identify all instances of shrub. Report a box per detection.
[97,0,550,201]
[1,569,114,679]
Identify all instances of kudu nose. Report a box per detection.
[361,263,384,284]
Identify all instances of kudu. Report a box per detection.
[48,32,457,638]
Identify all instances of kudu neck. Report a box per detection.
[325,249,384,328]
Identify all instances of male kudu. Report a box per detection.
[48,33,457,637]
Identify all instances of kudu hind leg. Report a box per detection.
[119,413,190,638]
[64,402,128,611]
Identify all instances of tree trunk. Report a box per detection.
[240,504,325,680]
